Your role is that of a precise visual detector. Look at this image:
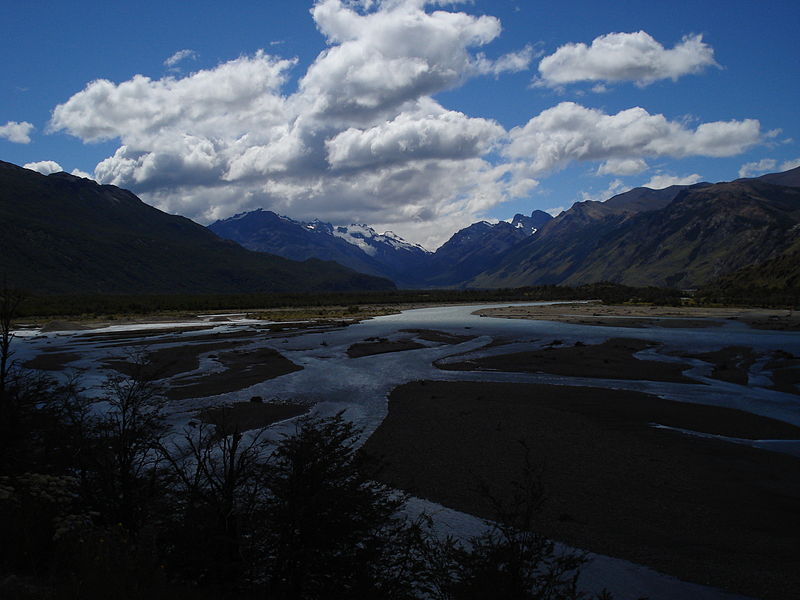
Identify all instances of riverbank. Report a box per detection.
[362,380,800,600]
[475,303,800,331]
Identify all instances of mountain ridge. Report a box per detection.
[6,158,799,295]
[470,170,800,289]
[209,210,430,286]
[0,161,395,294]
[210,209,552,287]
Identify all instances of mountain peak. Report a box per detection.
[511,210,553,234]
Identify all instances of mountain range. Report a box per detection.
[2,158,799,295]
[210,168,800,291]
[471,173,800,289]
[208,211,430,287]
[209,209,554,287]
[0,161,393,294]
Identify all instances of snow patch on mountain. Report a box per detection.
[332,224,431,256]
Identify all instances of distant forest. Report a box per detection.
[11,281,800,320]
[13,283,688,319]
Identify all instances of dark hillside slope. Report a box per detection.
[571,180,800,288]
[421,221,532,287]
[701,233,800,304]
[752,165,800,188]
[0,161,393,294]
[471,179,800,289]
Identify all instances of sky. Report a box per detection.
[2,0,799,250]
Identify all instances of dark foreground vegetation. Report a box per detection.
[0,287,614,600]
[14,283,687,319]
[0,375,608,599]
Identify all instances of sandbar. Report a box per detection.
[167,347,302,400]
[438,337,695,384]
[362,380,800,600]
[475,303,800,331]
[347,338,426,358]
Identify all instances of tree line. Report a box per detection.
[13,283,686,319]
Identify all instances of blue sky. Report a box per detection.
[2,0,798,248]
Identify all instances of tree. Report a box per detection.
[159,412,271,587]
[264,413,425,599]
[0,279,26,408]
[89,352,168,533]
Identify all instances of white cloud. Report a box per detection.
[545,205,566,217]
[643,172,703,189]
[580,178,631,202]
[300,0,511,121]
[505,102,762,176]
[738,158,777,178]
[507,176,538,198]
[325,107,504,169]
[0,121,34,144]
[597,157,648,176]
[474,44,536,77]
[46,1,537,247]
[780,157,800,171]
[737,156,798,178]
[70,168,94,179]
[22,160,94,180]
[50,50,294,144]
[23,160,63,175]
[164,49,198,69]
[538,31,718,88]
[43,2,763,248]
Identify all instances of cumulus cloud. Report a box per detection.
[46,0,537,247]
[643,172,703,189]
[43,1,762,247]
[738,158,777,178]
[299,0,508,121]
[0,121,34,144]
[325,107,504,169]
[70,168,94,179]
[505,102,762,176]
[23,160,63,175]
[737,157,799,178]
[597,157,648,176]
[474,44,536,76]
[22,160,94,180]
[50,50,294,144]
[537,31,718,88]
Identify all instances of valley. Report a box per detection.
[2,163,799,600]
[11,301,800,600]
[3,2,799,597]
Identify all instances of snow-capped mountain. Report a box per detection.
[209,208,553,288]
[332,224,428,257]
[208,210,430,285]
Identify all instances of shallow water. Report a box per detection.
[13,301,800,434]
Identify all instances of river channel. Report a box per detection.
[12,301,800,600]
